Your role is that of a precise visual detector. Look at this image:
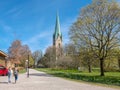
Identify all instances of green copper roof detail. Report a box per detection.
[53,13,62,40]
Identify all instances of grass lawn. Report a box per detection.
[19,69,26,74]
[35,68,120,87]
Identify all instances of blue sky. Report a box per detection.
[0,0,97,53]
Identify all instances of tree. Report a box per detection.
[8,40,32,67]
[38,56,48,68]
[64,44,81,69]
[28,55,34,67]
[40,46,56,68]
[19,45,31,67]
[81,47,95,73]
[8,40,22,66]
[32,50,43,68]
[118,56,120,71]
[64,43,77,56]
[114,48,120,71]
[56,56,73,69]
[69,0,120,76]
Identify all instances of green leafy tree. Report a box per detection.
[29,55,34,67]
[69,0,120,76]
[114,48,120,71]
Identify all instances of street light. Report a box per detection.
[26,58,29,78]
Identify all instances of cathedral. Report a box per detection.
[53,13,63,60]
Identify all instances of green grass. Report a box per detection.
[35,68,120,87]
[19,69,26,74]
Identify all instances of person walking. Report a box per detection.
[8,67,12,83]
[13,67,18,83]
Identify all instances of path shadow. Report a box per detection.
[0,82,8,84]
[29,73,53,77]
[0,82,17,84]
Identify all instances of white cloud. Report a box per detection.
[5,7,23,18]
[0,21,12,32]
[0,22,15,41]
[25,32,49,44]
[6,8,19,15]
[23,28,53,53]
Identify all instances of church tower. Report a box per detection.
[53,13,62,59]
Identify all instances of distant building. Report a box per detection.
[53,13,63,60]
[0,50,7,67]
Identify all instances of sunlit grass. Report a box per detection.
[19,69,26,74]
[35,68,120,86]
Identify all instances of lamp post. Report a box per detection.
[27,54,29,77]
[26,55,29,78]
[26,60,28,77]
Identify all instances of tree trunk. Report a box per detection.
[88,60,92,73]
[100,58,104,76]
[88,64,92,73]
[118,59,120,71]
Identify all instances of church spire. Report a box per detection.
[53,12,62,41]
[53,12,63,59]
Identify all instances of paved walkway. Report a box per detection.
[0,69,119,90]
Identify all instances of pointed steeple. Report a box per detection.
[53,12,62,41]
[53,12,63,59]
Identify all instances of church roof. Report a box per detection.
[53,13,62,40]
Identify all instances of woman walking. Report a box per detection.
[14,67,18,83]
[8,67,12,83]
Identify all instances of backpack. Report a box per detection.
[14,70,18,75]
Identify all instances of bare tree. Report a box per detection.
[64,44,80,69]
[32,50,43,68]
[8,40,32,67]
[19,45,31,67]
[64,43,77,56]
[8,40,22,66]
[69,0,120,76]
[41,46,56,68]
[56,56,73,69]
